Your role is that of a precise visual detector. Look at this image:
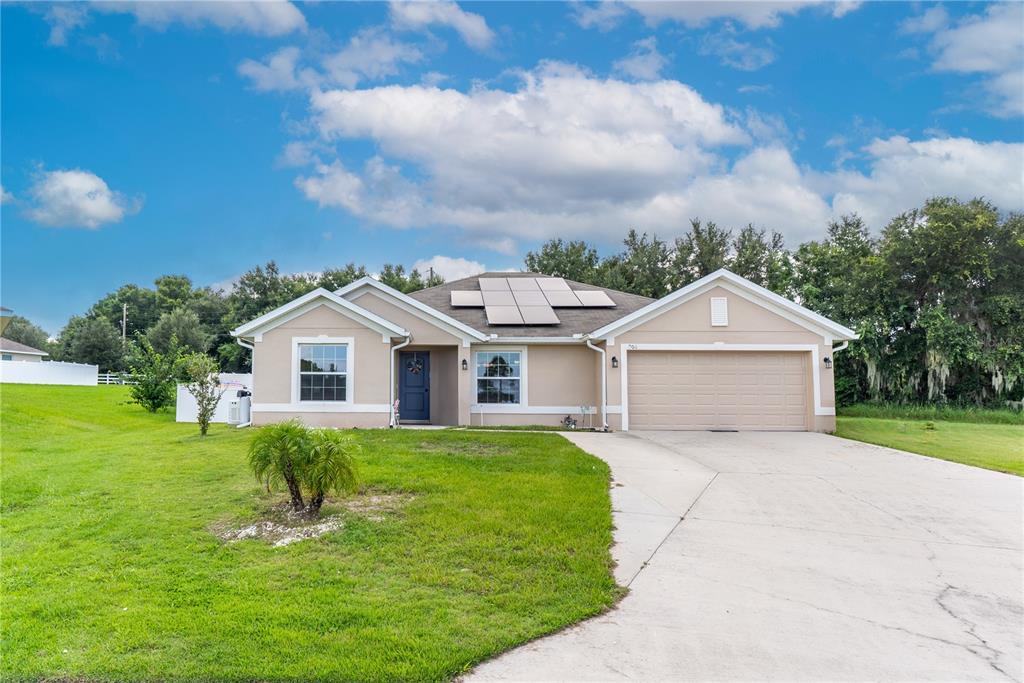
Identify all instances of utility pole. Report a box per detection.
[122,303,127,343]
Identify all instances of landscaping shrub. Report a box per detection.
[248,421,359,515]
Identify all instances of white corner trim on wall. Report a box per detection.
[618,343,834,432]
[290,336,355,405]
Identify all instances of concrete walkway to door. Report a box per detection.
[470,431,1023,681]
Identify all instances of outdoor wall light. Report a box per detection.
[611,356,619,368]
[823,356,833,369]
[461,359,469,371]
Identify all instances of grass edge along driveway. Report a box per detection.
[1,384,619,682]
[835,416,1023,476]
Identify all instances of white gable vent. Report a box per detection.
[710,297,729,326]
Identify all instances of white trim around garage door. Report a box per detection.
[619,343,833,431]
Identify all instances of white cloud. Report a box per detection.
[322,28,423,89]
[821,136,1024,229]
[900,6,948,35]
[613,37,668,81]
[44,4,90,46]
[238,46,309,92]
[413,255,486,281]
[737,84,772,94]
[572,2,630,31]
[389,1,495,51]
[625,0,858,30]
[908,3,1024,118]
[25,169,140,229]
[699,25,775,71]
[94,1,306,36]
[277,141,319,168]
[285,62,1020,250]
[1,185,14,204]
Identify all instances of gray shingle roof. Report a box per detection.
[407,272,654,338]
[0,337,49,355]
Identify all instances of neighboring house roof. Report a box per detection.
[590,269,858,342]
[407,272,655,339]
[0,337,49,356]
[231,287,410,339]
[335,276,489,342]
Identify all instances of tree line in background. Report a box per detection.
[525,197,1023,407]
[5,196,1020,407]
[4,262,443,374]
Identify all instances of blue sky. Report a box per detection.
[2,1,1022,334]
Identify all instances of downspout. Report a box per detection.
[832,341,849,354]
[390,336,412,427]
[235,338,255,428]
[584,337,609,432]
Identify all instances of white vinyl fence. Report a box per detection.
[176,373,252,424]
[0,360,99,386]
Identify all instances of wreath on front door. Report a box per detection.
[406,358,424,375]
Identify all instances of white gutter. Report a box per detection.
[235,338,256,428]
[832,341,849,354]
[389,336,412,427]
[584,337,609,432]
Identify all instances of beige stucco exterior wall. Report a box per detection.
[466,343,601,427]
[250,303,392,428]
[604,285,837,432]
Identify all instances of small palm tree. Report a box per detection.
[305,429,359,514]
[247,421,359,516]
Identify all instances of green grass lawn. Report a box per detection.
[1,385,618,682]
[836,416,1024,476]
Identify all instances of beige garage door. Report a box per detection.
[627,351,809,431]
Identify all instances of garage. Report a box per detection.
[626,350,809,431]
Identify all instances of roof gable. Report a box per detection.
[336,277,488,342]
[231,288,409,339]
[590,269,857,341]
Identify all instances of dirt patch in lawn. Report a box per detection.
[212,492,414,547]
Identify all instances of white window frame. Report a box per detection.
[291,336,354,406]
[471,347,527,409]
[1,354,11,361]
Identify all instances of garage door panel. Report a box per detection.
[628,351,809,431]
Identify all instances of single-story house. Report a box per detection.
[0,338,49,362]
[231,269,857,432]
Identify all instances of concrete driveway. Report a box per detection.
[471,431,1023,681]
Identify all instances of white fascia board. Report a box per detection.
[483,337,584,344]
[590,269,858,341]
[4,349,48,356]
[336,277,488,342]
[231,287,408,339]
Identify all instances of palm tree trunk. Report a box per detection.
[307,492,324,516]
[283,461,304,511]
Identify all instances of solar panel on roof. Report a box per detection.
[485,305,524,324]
[481,290,515,306]
[519,306,560,324]
[478,278,511,291]
[574,290,616,307]
[543,290,583,307]
[511,290,547,306]
[451,290,484,307]
[508,278,541,291]
[537,278,571,291]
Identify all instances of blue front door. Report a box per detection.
[399,351,430,421]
